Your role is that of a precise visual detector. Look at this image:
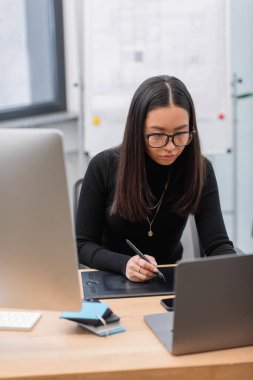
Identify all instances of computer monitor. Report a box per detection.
[0,129,82,311]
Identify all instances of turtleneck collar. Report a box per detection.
[145,153,176,196]
[145,152,175,176]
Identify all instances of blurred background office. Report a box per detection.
[0,0,252,253]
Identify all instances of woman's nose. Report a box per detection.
[164,137,176,150]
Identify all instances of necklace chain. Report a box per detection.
[149,197,162,210]
[147,177,170,237]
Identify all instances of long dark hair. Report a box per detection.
[110,75,206,222]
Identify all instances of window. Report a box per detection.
[0,0,66,121]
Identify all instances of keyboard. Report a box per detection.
[0,311,42,331]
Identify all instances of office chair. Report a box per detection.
[181,215,203,259]
[73,178,83,222]
[73,178,89,269]
[181,215,244,258]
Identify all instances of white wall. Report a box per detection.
[212,0,253,252]
[63,0,253,252]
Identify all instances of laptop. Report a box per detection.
[81,266,175,299]
[144,253,253,355]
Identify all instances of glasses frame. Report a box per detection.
[144,130,196,148]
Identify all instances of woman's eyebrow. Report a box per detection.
[174,124,189,131]
[148,124,189,132]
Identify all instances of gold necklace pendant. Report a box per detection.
[146,175,170,238]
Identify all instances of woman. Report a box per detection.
[76,75,235,282]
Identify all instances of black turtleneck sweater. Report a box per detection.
[76,147,235,274]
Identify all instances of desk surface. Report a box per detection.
[1,294,253,380]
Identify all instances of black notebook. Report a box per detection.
[81,266,175,299]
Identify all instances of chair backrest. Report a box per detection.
[73,178,88,269]
[181,215,203,259]
[73,178,83,222]
[181,215,244,258]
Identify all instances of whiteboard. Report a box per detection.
[83,0,231,156]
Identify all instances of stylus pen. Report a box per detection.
[126,239,166,282]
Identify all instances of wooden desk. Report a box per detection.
[0,295,253,380]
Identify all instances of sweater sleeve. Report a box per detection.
[194,159,236,256]
[75,151,130,274]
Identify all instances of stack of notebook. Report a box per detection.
[60,300,125,336]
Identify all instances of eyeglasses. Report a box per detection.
[144,131,195,148]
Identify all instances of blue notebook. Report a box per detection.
[60,301,125,336]
[60,301,110,326]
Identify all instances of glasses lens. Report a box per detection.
[148,134,168,148]
[174,132,192,146]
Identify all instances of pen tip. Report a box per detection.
[157,271,166,282]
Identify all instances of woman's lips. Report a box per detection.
[161,154,175,160]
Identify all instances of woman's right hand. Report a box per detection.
[125,254,158,282]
